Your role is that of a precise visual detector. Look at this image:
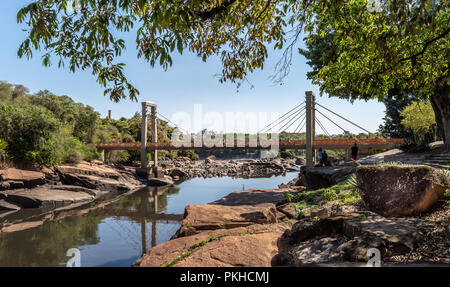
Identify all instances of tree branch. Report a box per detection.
[195,0,237,20]
[399,26,450,63]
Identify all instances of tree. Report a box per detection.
[17,1,450,147]
[401,100,436,144]
[378,96,414,140]
[299,1,449,147]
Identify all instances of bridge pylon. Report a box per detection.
[141,101,158,170]
[305,91,316,167]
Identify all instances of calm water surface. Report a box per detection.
[0,172,298,267]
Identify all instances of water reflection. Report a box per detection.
[0,185,182,267]
[0,172,298,267]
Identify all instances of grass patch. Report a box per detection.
[444,189,450,200]
[163,234,229,267]
[291,175,360,218]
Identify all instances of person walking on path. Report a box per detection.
[351,143,359,161]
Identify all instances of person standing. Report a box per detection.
[351,143,359,161]
[317,148,323,165]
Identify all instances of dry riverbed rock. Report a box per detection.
[139,224,288,267]
[177,203,278,236]
[357,165,450,217]
[0,168,46,189]
[300,166,356,190]
[57,162,142,192]
[0,186,94,208]
[278,212,431,265]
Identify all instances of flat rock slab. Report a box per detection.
[343,214,425,249]
[139,224,286,267]
[290,237,343,265]
[148,176,174,186]
[178,203,277,236]
[58,163,120,179]
[0,199,21,211]
[0,168,45,188]
[0,187,94,208]
[211,188,294,206]
[58,173,132,192]
[176,231,282,267]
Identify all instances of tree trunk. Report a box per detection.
[430,84,450,149]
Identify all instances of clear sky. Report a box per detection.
[0,1,386,135]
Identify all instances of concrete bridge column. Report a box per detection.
[150,106,158,168]
[99,149,105,163]
[141,102,149,169]
[305,91,315,167]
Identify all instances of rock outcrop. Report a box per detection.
[0,168,46,190]
[299,166,356,190]
[0,186,94,208]
[57,162,142,192]
[138,224,289,267]
[177,203,278,237]
[139,187,296,267]
[279,212,430,265]
[357,165,450,217]
[159,157,300,179]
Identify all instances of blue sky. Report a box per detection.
[0,1,386,134]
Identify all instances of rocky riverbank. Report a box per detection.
[160,156,301,181]
[137,164,450,267]
[0,157,301,232]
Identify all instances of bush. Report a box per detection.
[0,138,7,150]
[279,150,296,159]
[0,104,61,166]
[177,150,199,160]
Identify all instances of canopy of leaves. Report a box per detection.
[17,0,295,101]
[303,0,449,101]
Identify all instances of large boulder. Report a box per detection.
[300,166,356,190]
[205,155,216,164]
[177,203,277,236]
[357,165,450,217]
[168,168,189,179]
[0,168,45,189]
[138,224,286,267]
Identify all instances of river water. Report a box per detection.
[0,172,298,267]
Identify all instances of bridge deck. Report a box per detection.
[94,139,404,151]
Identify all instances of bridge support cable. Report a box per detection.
[315,103,374,135]
[315,116,331,137]
[294,116,306,134]
[156,112,190,135]
[315,108,361,142]
[277,108,306,133]
[257,102,305,134]
[314,108,350,135]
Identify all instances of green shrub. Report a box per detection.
[0,104,61,166]
[0,138,7,150]
[279,150,296,159]
[444,190,450,200]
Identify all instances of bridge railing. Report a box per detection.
[93,138,404,150]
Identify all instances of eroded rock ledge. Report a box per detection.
[0,162,146,229]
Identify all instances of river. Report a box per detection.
[0,172,298,267]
